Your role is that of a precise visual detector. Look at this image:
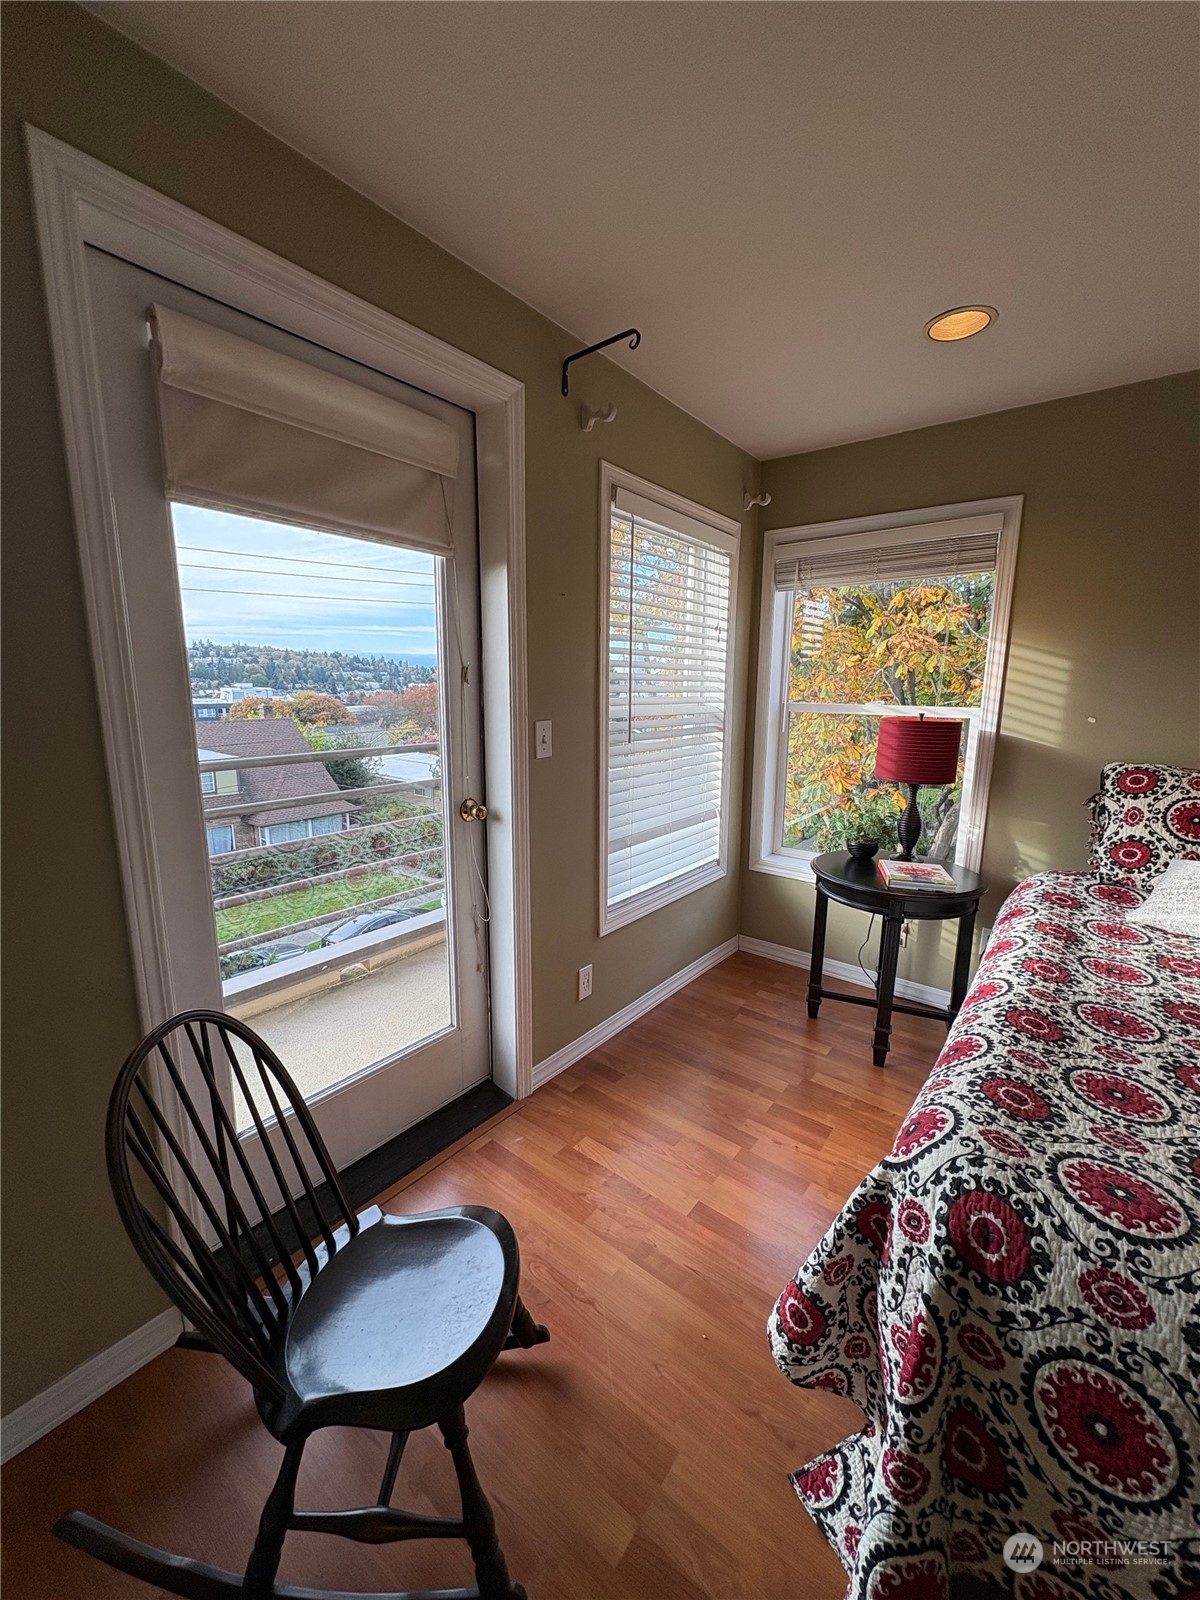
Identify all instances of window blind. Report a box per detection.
[606,494,734,912]
[148,304,457,550]
[773,516,999,592]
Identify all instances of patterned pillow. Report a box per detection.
[1087,762,1200,885]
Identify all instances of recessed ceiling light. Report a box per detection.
[925,306,997,342]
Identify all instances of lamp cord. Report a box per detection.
[857,915,880,996]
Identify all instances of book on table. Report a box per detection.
[877,858,957,889]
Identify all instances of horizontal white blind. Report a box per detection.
[774,519,999,592]
[149,304,457,551]
[607,502,732,910]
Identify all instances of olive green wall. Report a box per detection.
[742,373,1200,990]
[1,4,759,1413]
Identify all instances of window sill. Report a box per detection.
[748,851,817,885]
[600,859,727,935]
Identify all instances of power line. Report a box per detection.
[175,542,435,578]
[177,560,433,591]
[181,586,433,607]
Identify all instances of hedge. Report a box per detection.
[210,813,443,897]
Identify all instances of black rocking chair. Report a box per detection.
[54,1008,549,1600]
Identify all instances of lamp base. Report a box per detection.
[895,784,924,861]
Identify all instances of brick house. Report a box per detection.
[196,718,356,856]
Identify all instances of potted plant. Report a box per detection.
[814,792,901,860]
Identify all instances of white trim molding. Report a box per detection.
[532,937,739,1089]
[748,495,1022,885]
[738,934,952,1011]
[24,126,532,1102]
[0,1310,183,1465]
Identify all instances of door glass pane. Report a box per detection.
[171,503,453,1123]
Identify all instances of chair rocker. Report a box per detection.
[54,1008,549,1600]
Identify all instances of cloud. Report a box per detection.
[171,504,440,657]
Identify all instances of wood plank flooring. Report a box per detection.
[1,952,947,1599]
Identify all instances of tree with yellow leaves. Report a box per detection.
[785,576,992,853]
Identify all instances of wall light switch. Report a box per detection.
[535,720,553,759]
[578,964,593,1001]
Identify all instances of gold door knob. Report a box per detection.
[459,797,488,823]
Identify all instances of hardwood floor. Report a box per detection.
[1,952,947,1599]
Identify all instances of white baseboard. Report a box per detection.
[738,935,951,1011]
[0,1307,182,1465]
[532,936,740,1089]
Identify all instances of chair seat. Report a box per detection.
[280,1207,518,1435]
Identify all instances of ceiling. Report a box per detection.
[88,2,1199,459]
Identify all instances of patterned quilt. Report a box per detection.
[769,871,1200,1599]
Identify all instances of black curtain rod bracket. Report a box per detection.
[562,328,641,396]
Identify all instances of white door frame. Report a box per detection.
[26,125,533,1104]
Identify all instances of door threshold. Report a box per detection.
[341,1080,513,1214]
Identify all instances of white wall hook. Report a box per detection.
[581,403,617,433]
[744,490,772,510]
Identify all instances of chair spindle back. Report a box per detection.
[106,1009,358,1400]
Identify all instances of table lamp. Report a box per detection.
[874,715,962,861]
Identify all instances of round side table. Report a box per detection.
[807,851,987,1067]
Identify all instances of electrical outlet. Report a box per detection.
[535,720,553,759]
[577,964,593,1001]
[979,925,992,951]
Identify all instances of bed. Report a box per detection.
[770,764,1200,1598]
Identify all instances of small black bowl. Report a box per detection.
[846,839,880,861]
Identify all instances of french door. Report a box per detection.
[83,244,491,1174]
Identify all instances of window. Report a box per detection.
[260,814,348,846]
[200,770,216,795]
[600,464,739,933]
[750,499,1022,879]
[206,824,234,857]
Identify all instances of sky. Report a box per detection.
[171,503,439,662]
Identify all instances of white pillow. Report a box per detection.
[1125,858,1200,938]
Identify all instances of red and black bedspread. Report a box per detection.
[769,871,1200,1598]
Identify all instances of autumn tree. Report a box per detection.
[226,697,292,721]
[785,577,992,853]
[396,682,440,741]
[362,690,411,727]
[290,692,356,726]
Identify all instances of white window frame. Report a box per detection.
[749,496,1022,883]
[199,769,216,795]
[598,462,740,935]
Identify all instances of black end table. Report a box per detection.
[807,850,987,1067]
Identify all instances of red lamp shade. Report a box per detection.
[874,716,962,786]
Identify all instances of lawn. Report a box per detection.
[215,870,423,944]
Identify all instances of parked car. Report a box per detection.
[319,908,417,947]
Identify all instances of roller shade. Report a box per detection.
[148,304,457,550]
[606,492,734,911]
[773,514,999,592]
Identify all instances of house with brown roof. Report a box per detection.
[195,718,356,856]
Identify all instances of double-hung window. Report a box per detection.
[750,499,1021,879]
[600,465,739,933]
